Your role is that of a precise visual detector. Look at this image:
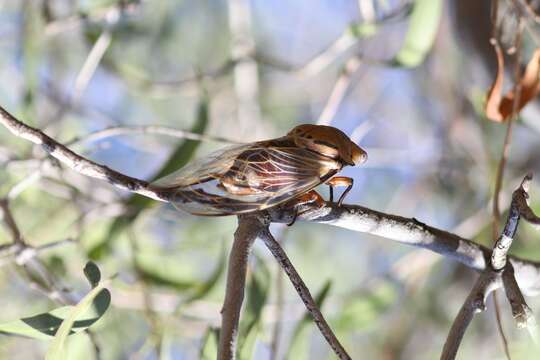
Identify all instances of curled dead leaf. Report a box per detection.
[484,46,540,122]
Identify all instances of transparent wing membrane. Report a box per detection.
[152,139,340,215]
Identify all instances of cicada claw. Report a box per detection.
[282,190,326,226]
[325,176,354,207]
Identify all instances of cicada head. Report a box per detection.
[287,124,367,166]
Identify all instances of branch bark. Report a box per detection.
[268,203,540,295]
[0,106,168,202]
[441,174,540,359]
[441,270,500,360]
[218,215,263,360]
[258,227,351,360]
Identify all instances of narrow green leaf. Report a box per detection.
[0,287,110,340]
[286,280,333,359]
[45,263,111,360]
[393,0,443,67]
[88,94,210,260]
[46,286,109,360]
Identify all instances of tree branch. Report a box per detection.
[269,203,540,295]
[258,227,351,360]
[218,215,263,360]
[0,105,168,202]
[441,270,500,360]
[502,263,535,329]
[441,173,540,359]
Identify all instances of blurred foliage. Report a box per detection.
[1,0,540,359]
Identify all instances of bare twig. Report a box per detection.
[296,1,413,78]
[72,27,113,104]
[442,173,540,359]
[44,1,140,36]
[492,174,532,270]
[218,215,263,360]
[0,105,168,202]
[502,263,535,329]
[259,227,351,360]
[317,56,362,126]
[441,270,500,360]
[65,125,242,148]
[0,199,23,244]
[490,10,524,358]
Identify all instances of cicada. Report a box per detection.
[152,124,367,216]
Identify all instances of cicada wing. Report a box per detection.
[153,142,337,216]
[151,144,250,188]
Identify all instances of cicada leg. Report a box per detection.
[286,190,325,226]
[325,176,353,207]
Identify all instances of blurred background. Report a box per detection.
[1,0,540,359]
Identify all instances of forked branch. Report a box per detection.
[441,174,540,360]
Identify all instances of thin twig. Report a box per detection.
[73,29,113,103]
[502,263,535,328]
[65,125,242,147]
[258,227,352,360]
[492,174,531,270]
[317,56,362,126]
[296,1,413,78]
[0,199,23,244]
[441,271,500,360]
[490,11,524,359]
[0,105,168,202]
[442,173,540,359]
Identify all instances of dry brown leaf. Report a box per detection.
[485,46,540,122]
[485,43,505,122]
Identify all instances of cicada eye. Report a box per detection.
[350,144,368,165]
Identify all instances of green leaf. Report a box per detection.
[0,289,110,340]
[83,261,101,288]
[45,262,111,360]
[0,262,110,343]
[46,286,109,360]
[286,280,333,359]
[200,327,219,360]
[88,94,210,260]
[393,0,443,67]
[237,256,271,360]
